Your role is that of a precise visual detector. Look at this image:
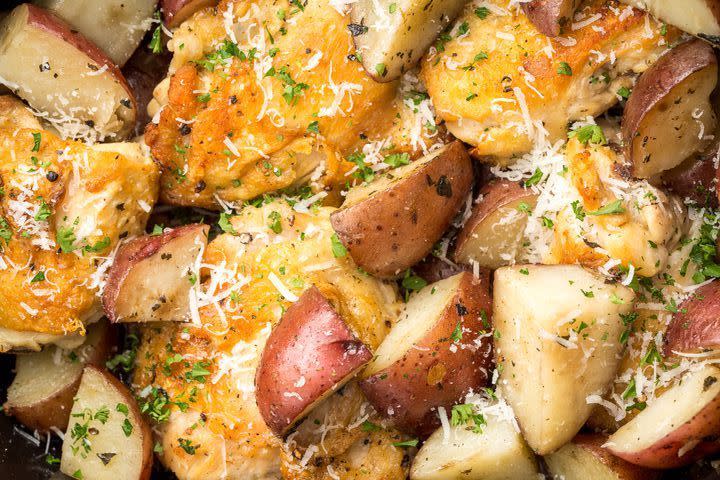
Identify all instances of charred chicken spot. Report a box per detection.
[435,175,452,197]
[347,23,368,36]
[115,203,125,211]
[161,253,173,260]
[455,302,468,316]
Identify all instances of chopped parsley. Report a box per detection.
[31,132,41,152]
[35,199,51,221]
[268,211,283,234]
[31,271,45,283]
[331,233,347,258]
[568,125,606,145]
[450,403,486,433]
[557,62,572,76]
[218,213,238,235]
[57,226,76,253]
[383,152,410,168]
[474,6,490,18]
[587,200,625,216]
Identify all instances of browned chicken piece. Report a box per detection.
[421,0,678,162]
[0,95,158,351]
[146,0,438,209]
[133,201,400,480]
[281,384,411,480]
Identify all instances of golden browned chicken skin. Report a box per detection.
[146,0,439,209]
[421,0,677,161]
[0,96,158,351]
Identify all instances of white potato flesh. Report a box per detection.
[34,0,157,66]
[630,65,717,178]
[608,364,720,460]
[349,0,466,81]
[494,265,634,455]
[363,273,461,376]
[410,411,539,480]
[109,227,207,322]
[455,196,538,269]
[7,323,105,408]
[0,5,135,141]
[620,0,720,43]
[61,366,151,480]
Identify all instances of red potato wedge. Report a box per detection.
[619,0,720,46]
[349,0,466,82]
[60,365,153,480]
[410,407,539,480]
[3,321,117,432]
[102,224,208,323]
[607,364,720,469]
[331,141,473,278]
[544,434,660,480]
[522,0,580,37]
[359,271,493,438]
[661,143,719,208]
[34,0,157,66]
[494,265,634,455]
[454,180,538,269]
[622,39,718,178]
[664,280,720,356]
[0,4,136,141]
[162,0,217,29]
[255,286,372,436]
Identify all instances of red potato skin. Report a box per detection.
[331,141,473,279]
[572,434,661,480]
[359,271,493,438]
[664,280,720,356]
[522,0,579,37]
[101,223,209,322]
[622,39,717,170]
[453,179,535,262]
[161,0,218,28]
[609,392,720,469]
[662,145,718,208]
[255,286,372,436]
[23,4,135,109]
[413,255,473,284]
[85,365,153,480]
[3,321,119,432]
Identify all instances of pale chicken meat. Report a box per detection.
[421,0,677,162]
[133,201,402,480]
[0,95,158,351]
[146,0,440,209]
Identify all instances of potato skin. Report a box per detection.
[661,145,718,208]
[571,434,661,480]
[613,393,720,469]
[522,0,579,37]
[4,321,118,432]
[331,141,473,278]
[664,280,720,355]
[454,179,535,265]
[413,255,472,284]
[255,286,372,436]
[359,271,493,438]
[101,223,208,322]
[84,366,154,480]
[622,39,717,172]
[161,0,217,28]
[24,4,135,112]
